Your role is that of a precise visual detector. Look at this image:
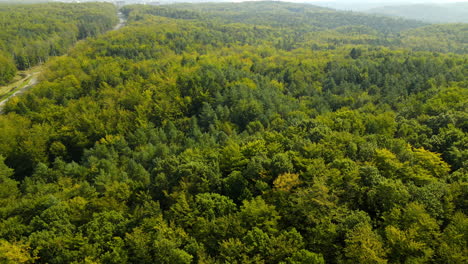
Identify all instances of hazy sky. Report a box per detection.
[286,1,468,5]
[296,0,468,11]
[1,0,467,4]
[302,0,467,2]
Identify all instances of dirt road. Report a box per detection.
[113,11,127,31]
[0,11,126,114]
[0,72,40,113]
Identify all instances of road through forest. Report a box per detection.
[0,9,127,113]
[0,72,40,113]
[113,11,127,31]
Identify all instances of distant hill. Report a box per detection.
[124,2,465,54]
[367,3,468,23]
[131,1,427,35]
[0,0,51,2]
[399,23,468,54]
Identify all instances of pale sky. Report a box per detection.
[228,0,468,4]
[277,0,468,3]
[303,0,468,2]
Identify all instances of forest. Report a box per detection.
[0,2,467,263]
[367,2,468,24]
[0,2,117,84]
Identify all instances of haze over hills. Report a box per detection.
[311,1,467,11]
[3,0,468,24]
[366,2,468,23]
[162,1,427,33]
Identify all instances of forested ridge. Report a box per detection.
[368,2,468,24]
[0,2,118,85]
[0,2,467,263]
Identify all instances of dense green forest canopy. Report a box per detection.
[126,2,428,34]
[399,23,468,54]
[0,2,467,263]
[123,2,467,54]
[0,2,117,84]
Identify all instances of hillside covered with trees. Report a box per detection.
[368,2,468,24]
[0,2,117,84]
[0,2,467,263]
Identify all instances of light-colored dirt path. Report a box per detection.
[113,11,127,31]
[0,10,127,114]
[0,69,41,113]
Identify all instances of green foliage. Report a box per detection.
[286,249,325,264]
[344,223,387,264]
[400,24,468,54]
[0,239,35,263]
[0,1,466,263]
[0,155,18,199]
[0,51,16,84]
[0,2,117,80]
